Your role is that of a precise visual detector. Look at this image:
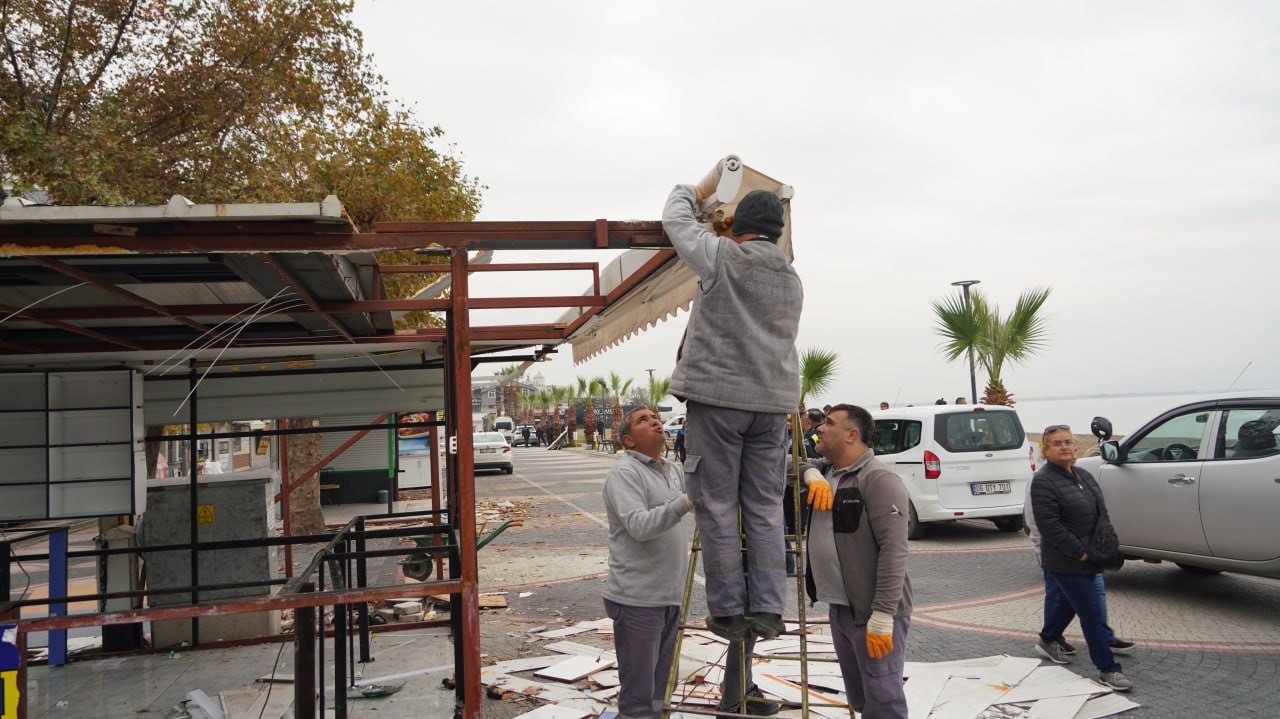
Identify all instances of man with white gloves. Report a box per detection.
[603,407,695,719]
[662,184,803,642]
[803,404,913,718]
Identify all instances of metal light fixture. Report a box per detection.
[951,280,981,405]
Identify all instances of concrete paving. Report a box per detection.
[12,445,1280,717]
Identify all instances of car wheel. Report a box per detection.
[503,466,514,475]
[993,516,1024,533]
[906,502,926,540]
[1176,563,1222,575]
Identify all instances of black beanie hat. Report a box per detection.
[730,190,784,239]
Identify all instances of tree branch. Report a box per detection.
[45,0,80,132]
[1,0,28,112]
[83,0,140,94]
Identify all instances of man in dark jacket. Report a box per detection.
[1030,425,1134,692]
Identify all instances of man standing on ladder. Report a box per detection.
[804,404,913,718]
[602,407,695,719]
[662,183,803,642]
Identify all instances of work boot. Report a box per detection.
[747,613,785,641]
[705,615,751,642]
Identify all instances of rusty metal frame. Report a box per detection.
[23,255,211,333]
[0,218,680,719]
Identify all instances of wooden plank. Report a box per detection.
[534,654,615,682]
[542,640,616,661]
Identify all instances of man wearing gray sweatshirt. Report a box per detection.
[603,407,694,719]
[662,184,803,642]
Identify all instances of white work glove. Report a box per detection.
[867,610,895,659]
[681,493,694,512]
[803,468,833,512]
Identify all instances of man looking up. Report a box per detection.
[805,404,913,718]
[602,407,694,719]
[662,184,803,642]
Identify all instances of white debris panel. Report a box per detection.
[485,619,1141,718]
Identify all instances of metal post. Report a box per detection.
[449,247,483,718]
[951,280,981,405]
[48,527,68,666]
[187,365,201,645]
[295,584,316,719]
[355,517,371,663]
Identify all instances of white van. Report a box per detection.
[871,405,1033,539]
[493,416,516,445]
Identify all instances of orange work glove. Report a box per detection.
[803,468,833,512]
[866,611,895,659]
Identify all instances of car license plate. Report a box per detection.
[971,481,1011,495]
[479,448,496,454]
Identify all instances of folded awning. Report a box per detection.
[560,162,795,363]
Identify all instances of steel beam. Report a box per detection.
[0,302,142,349]
[256,254,355,341]
[24,256,211,333]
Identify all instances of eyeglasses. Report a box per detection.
[1044,424,1070,433]
[1048,439,1077,448]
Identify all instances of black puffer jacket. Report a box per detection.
[1030,462,1107,575]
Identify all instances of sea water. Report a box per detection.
[1002,389,1280,438]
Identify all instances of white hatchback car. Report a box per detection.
[871,405,1034,539]
[472,431,514,474]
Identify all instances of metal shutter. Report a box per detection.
[319,415,390,471]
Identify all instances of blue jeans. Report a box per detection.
[1042,568,1116,644]
[1041,571,1120,673]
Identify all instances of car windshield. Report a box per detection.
[934,411,1024,452]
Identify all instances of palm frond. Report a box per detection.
[799,347,839,406]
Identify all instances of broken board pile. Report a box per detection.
[484,618,1141,719]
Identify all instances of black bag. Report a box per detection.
[1088,514,1124,571]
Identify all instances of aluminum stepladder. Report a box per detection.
[660,414,851,718]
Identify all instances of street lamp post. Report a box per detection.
[951,279,981,405]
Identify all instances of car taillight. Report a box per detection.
[924,450,941,479]
[1029,445,1036,472]
[503,446,511,453]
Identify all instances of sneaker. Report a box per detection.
[722,686,781,717]
[1055,638,1078,655]
[1109,638,1136,655]
[747,613,785,641]
[706,614,751,642]
[1034,638,1070,665]
[1098,670,1134,692]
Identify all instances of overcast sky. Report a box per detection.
[352,1,1280,408]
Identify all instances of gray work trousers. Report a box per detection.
[829,603,910,719]
[604,599,680,719]
[718,635,758,712]
[683,401,788,617]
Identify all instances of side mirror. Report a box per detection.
[1100,440,1122,463]
[1090,416,1113,442]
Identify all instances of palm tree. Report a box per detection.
[563,381,579,447]
[792,346,840,472]
[552,385,571,443]
[492,364,522,418]
[932,287,1051,406]
[799,347,839,410]
[578,376,600,448]
[607,371,634,441]
[648,374,672,413]
[534,389,552,437]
